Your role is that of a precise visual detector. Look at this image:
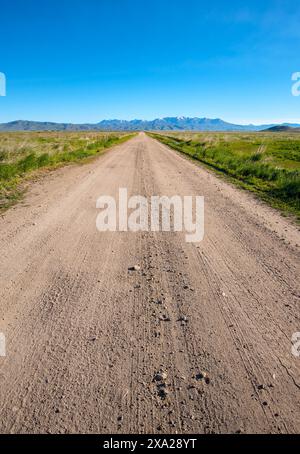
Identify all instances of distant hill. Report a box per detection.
[263,125,300,132]
[0,120,96,132]
[0,117,300,132]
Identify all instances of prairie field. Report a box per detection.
[0,131,133,210]
[150,131,300,219]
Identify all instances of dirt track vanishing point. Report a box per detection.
[0,132,299,434]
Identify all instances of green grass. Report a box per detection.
[149,131,300,220]
[0,131,135,210]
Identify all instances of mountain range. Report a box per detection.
[0,117,300,132]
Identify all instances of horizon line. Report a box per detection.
[1,117,300,127]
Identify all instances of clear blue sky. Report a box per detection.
[0,0,299,124]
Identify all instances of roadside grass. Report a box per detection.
[149,131,300,220]
[0,131,135,211]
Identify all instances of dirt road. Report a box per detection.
[0,132,299,434]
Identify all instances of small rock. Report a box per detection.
[195,372,210,384]
[195,373,204,381]
[154,372,168,381]
[159,315,170,321]
[158,388,169,399]
[128,265,141,271]
[154,299,163,305]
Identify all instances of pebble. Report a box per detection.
[159,315,171,321]
[158,388,169,399]
[155,372,168,381]
[196,372,210,384]
[128,265,141,271]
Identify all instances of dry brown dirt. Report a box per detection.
[0,132,299,434]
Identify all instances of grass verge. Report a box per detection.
[149,132,300,221]
[0,131,135,211]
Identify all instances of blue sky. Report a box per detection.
[0,0,299,124]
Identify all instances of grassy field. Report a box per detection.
[0,131,134,210]
[150,131,300,220]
